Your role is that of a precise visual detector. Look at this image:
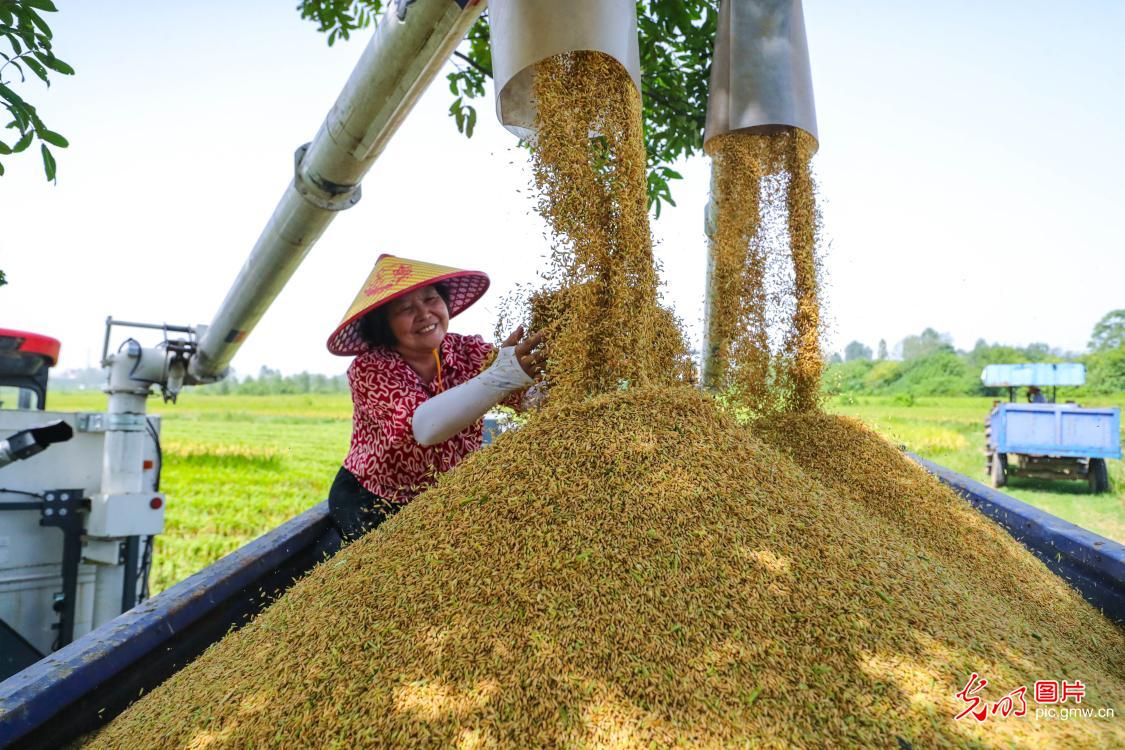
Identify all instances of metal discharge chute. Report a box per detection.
[701,0,819,390]
[490,0,641,139]
[704,0,817,145]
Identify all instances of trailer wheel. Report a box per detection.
[990,452,1007,489]
[1088,458,1110,494]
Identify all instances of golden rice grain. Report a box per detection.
[704,128,824,414]
[89,389,1124,749]
[518,51,692,402]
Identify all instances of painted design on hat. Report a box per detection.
[327,254,490,356]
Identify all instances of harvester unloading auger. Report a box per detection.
[0,0,487,694]
[0,2,1122,748]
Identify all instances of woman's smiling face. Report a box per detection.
[386,285,450,355]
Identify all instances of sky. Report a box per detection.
[0,1,1122,378]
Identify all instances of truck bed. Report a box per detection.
[1,462,1122,748]
[989,402,1121,459]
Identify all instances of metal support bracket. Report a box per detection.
[293,144,362,211]
[75,413,106,433]
[37,489,86,649]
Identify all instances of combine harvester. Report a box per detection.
[0,1,1121,746]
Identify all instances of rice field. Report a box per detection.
[46,390,1123,594]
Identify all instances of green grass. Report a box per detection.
[48,391,1123,595]
[51,392,353,593]
[825,395,1125,543]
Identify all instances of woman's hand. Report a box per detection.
[502,325,547,378]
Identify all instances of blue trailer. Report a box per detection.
[982,364,1121,492]
[1,460,1123,749]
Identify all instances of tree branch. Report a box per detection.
[453,50,492,79]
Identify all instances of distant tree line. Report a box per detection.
[825,309,1125,398]
[196,366,349,395]
[49,365,349,395]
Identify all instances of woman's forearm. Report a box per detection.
[412,346,533,446]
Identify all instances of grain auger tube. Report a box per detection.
[701,0,819,391]
[187,0,485,384]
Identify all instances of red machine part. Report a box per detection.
[0,329,61,369]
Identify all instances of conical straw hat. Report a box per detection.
[327,254,489,355]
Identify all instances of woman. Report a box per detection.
[325,254,545,541]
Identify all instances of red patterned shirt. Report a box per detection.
[343,333,515,504]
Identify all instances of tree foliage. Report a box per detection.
[899,327,953,361]
[1089,309,1125,353]
[843,340,871,362]
[0,0,73,180]
[826,327,1125,398]
[295,0,718,215]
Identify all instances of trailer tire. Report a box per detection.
[990,452,1007,489]
[1088,458,1109,494]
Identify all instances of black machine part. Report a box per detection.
[0,618,44,681]
[0,421,74,468]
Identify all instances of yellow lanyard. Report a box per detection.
[431,348,444,393]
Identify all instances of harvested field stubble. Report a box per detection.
[705,128,824,413]
[89,389,1123,749]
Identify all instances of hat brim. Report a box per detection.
[327,271,490,355]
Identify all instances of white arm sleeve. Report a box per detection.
[412,346,534,447]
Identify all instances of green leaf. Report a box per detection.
[8,107,30,132]
[0,80,28,108]
[24,1,59,12]
[11,130,32,152]
[38,128,65,147]
[448,96,464,132]
[23,8,52,39]
[464,105,476,138]
[40,142,55,180]
[23,55,49,84]
[0,139,10,154]
[4,29,23,54]
[34,51,74,75]
[0,160,5,176]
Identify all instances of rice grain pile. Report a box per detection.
[89,389,1124,749]
[704,128,823,413]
